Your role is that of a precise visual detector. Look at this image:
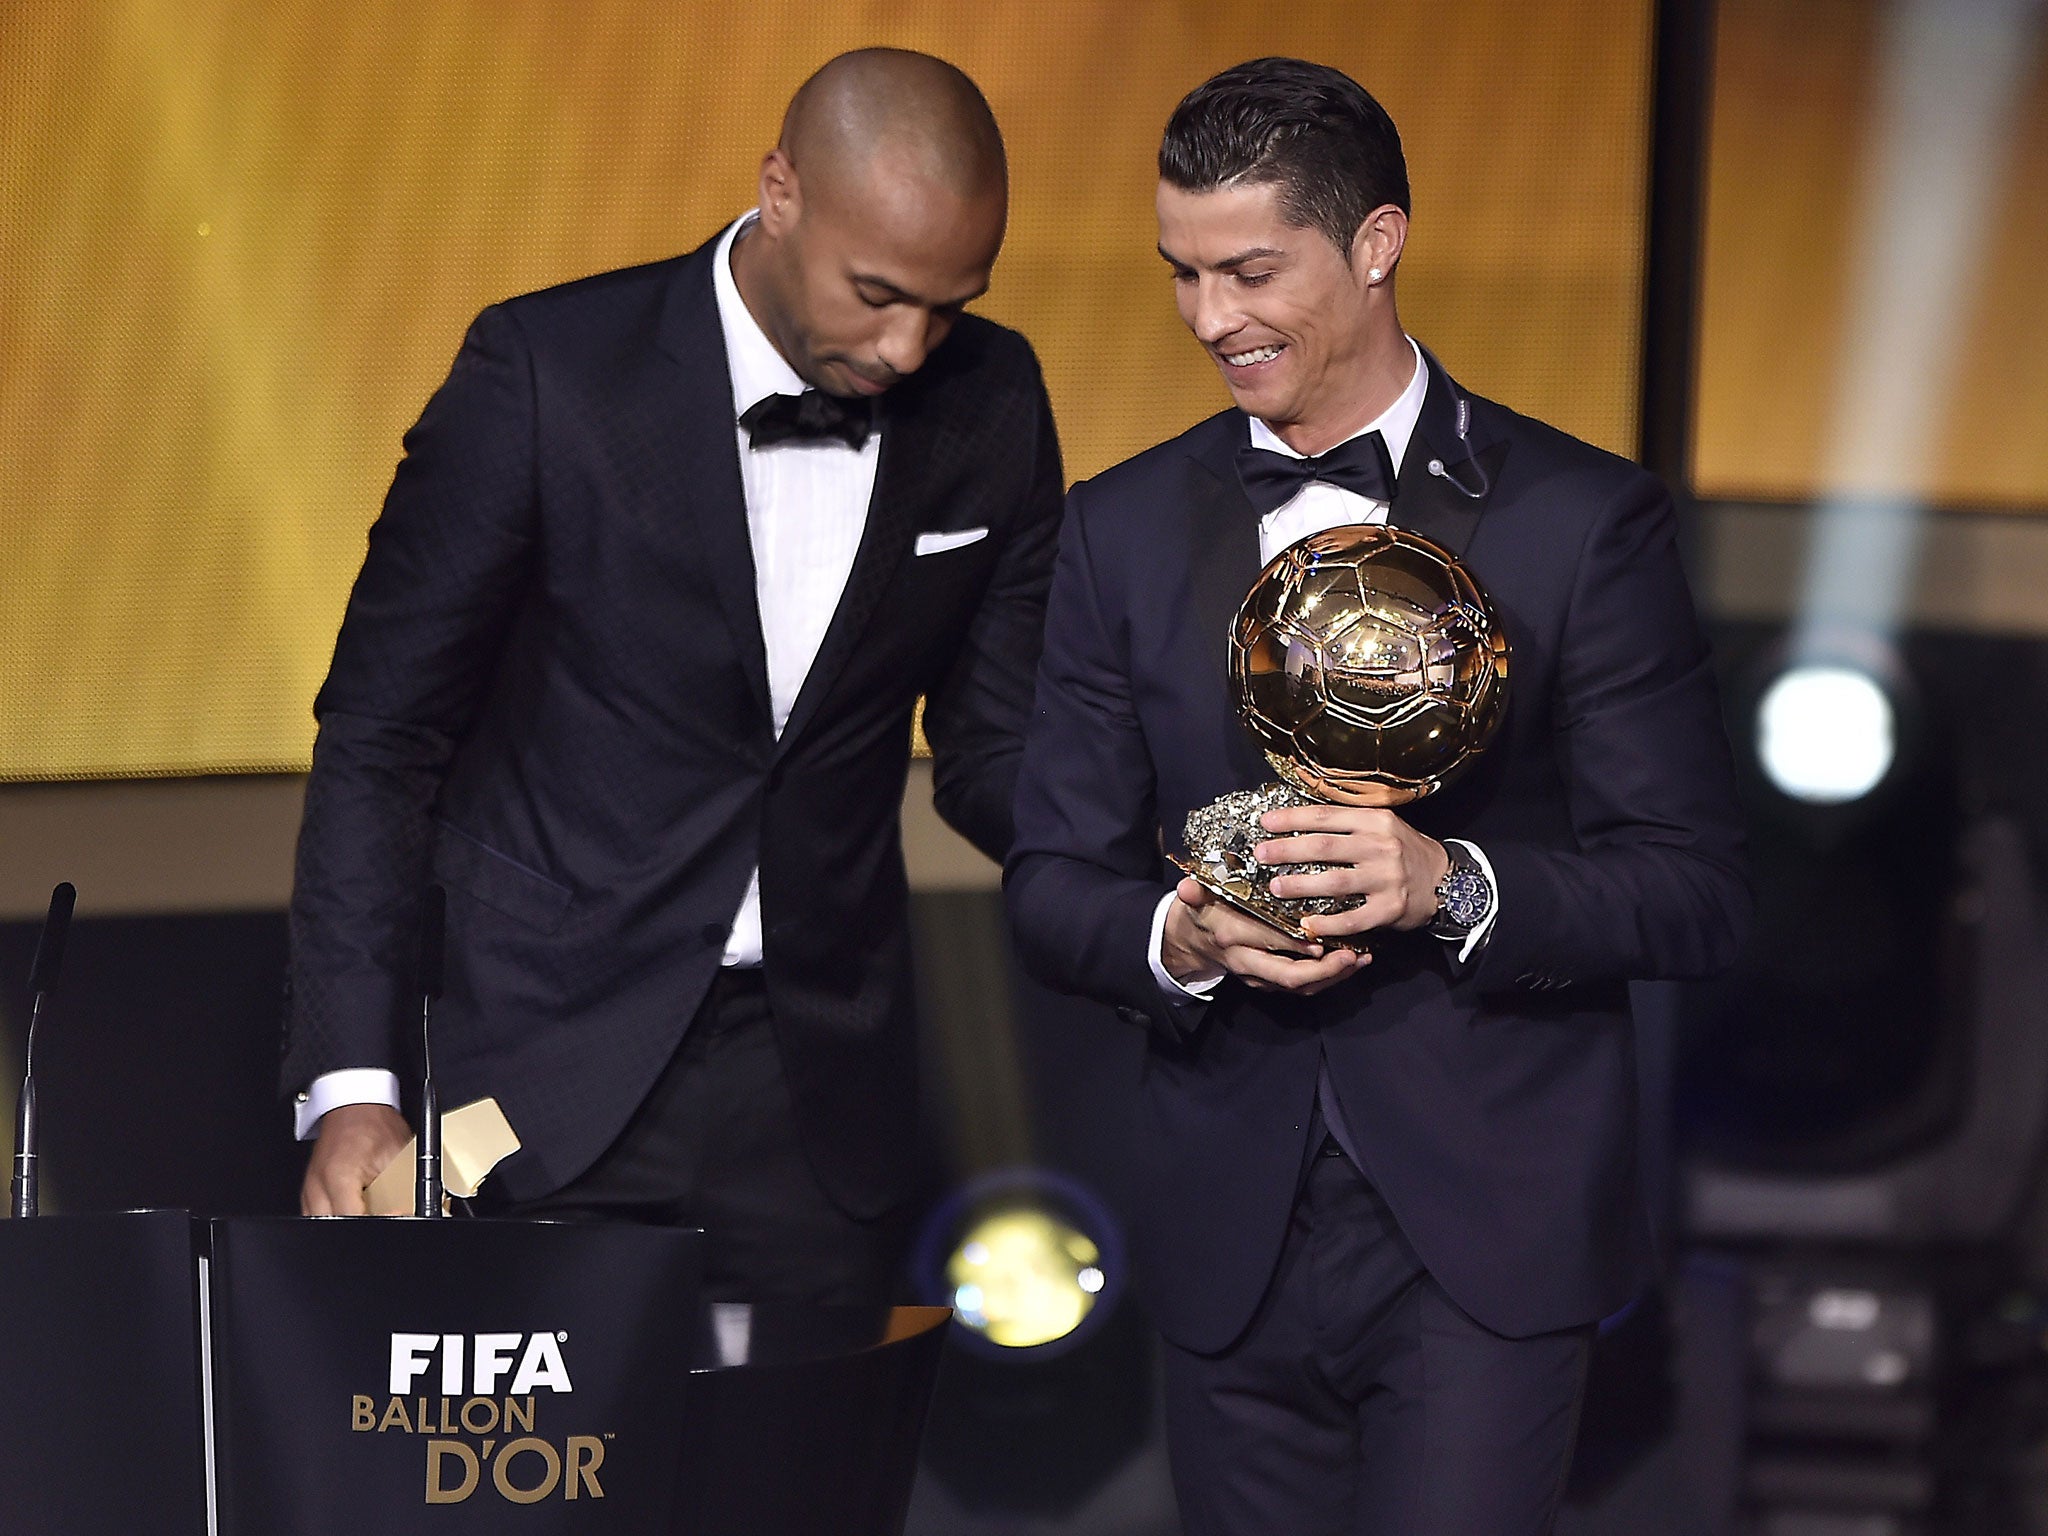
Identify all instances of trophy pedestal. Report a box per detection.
[1176,785,1372,953]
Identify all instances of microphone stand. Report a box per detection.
[415,885,446,1219]
[12,883,76,1220]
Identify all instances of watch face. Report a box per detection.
[1437,867,1490,929]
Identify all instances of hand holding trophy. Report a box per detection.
[1178,525,1510,949]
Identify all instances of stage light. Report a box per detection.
[946,1208,1101,1349]
[915,1168,1125,1357]
[912,1167,1155,1522]
[1755,663,1896,804]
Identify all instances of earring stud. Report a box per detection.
[1369,267,1383,282]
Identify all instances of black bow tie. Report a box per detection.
[740,389,874,450]
[1234,430,1396,516]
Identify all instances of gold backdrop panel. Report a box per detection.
[1693,0,2048,510]
[0,0,1652,780]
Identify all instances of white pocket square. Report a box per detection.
[914,527,989,556]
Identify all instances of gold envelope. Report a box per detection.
[364,1097,520,1217]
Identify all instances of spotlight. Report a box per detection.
[947,1209,1103,1348]
[915,1168,1124,1357]
[1755,663,1896,805]
[912,1168,1155,1522]
[1682,627,1955,1174]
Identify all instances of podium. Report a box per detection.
[0,1211,210,1534]
[0,1213,949,1535]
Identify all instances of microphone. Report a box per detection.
[415,886,446,1219]
[28,882,75,996]
[1426,397,1493,500]
[12,882,77,1220]
[417,883,446,1004]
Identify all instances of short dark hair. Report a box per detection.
[1158,58,1410,254]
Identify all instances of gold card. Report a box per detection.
[364,1097,520,1216]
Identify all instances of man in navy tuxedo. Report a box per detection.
[285,50,1063,1305]
[1006,59,1747,1534]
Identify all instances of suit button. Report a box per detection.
[1116,1006,1148,1027]
[700,923,727,948]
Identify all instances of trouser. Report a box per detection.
[1161,1137,1593,1536]
[490,968,909,1306]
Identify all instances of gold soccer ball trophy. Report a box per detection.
[1178,525,1510,945]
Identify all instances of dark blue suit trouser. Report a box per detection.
[1161,1138,1593,1536]
[481,970,910,1306]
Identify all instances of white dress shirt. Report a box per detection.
[297,213,876,1139]
[713,212,882,966]
[1147,336,1499,1005]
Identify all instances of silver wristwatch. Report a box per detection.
[1427,845,1492,940]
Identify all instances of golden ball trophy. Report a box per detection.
[1177,525,1511,945]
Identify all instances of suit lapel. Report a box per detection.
[643,243,774,722]
[1183,414,1280,788]
[1388,347,1506,558]
[772,384,925,757]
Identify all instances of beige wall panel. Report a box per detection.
[0,760,991,920]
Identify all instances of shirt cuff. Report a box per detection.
[1442,839,1500,964]
[1148,890,1223,1002]
[294,1068,403,1142]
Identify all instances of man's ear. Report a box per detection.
[1350,203,1409,284]
[757,148,801,237]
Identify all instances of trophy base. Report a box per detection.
[1169,856,1372,954]
[1177,784,1377,954]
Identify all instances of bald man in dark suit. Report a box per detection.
[286,50,1063,1305]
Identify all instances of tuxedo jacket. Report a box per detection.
[1005,351,1748,1352]
[284,235,1064,1213]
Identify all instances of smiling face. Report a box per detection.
[743,148,1005,398]
[1156,178,1407,454]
